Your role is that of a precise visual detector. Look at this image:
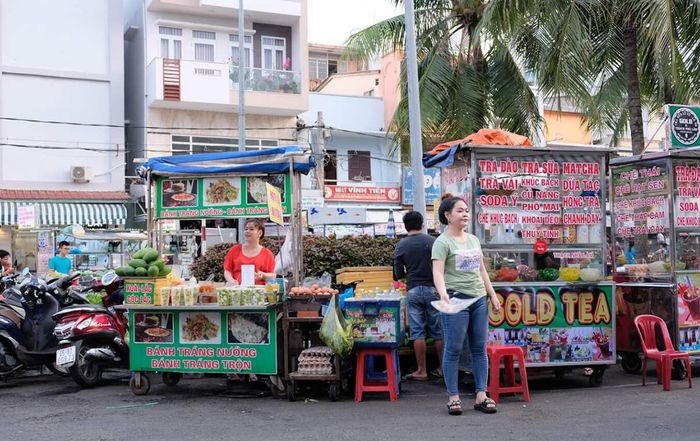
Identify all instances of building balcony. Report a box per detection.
[147,58,307,116]
[147,0,302,20]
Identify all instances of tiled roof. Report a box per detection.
[0,189,130,201]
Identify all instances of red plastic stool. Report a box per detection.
[354,347,398,402]
[487,344,530,403]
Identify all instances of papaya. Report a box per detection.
[159,266,172,277]
[153,259,165,271]
[143,249,160,263]
[128,259,148,269]
[122,266,135,276]
[134,267,148,276]
[132,249,147,260]
[147,265,160,277]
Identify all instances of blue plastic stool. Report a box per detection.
[363,348,401,394]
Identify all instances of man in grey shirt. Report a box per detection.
[394,211,443,380]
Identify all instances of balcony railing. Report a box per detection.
[229,65,302,94]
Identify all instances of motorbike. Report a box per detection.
[53,271,128,387]
[0,271,85,379]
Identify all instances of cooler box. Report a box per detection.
[344,298,405,347]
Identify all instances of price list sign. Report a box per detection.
[474,154,605,249]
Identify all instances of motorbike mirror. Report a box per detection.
[101,270,118,286]
[21,267,30,276]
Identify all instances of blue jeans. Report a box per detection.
[407,286,443,340]
[441,296,488,396]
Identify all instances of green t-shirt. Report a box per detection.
[431,233,486,298]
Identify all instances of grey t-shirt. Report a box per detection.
[393,233,435,291]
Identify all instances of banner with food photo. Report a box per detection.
[487,284,615,365]
[154,174,291,219]
[127,308,277,374]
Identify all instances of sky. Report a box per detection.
[307,0,402,46]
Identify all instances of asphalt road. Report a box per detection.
[1,364,697,441]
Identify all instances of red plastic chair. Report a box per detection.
[634,315,692,391]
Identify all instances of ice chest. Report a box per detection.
[344,298,405,347]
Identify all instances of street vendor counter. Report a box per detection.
[116,304,279,395]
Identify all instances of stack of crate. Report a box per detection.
[336,266,394,292]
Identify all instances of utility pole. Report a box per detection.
[404,0,426,230]
[312,111,325,189]
[237,0,246,243]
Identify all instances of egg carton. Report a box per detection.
[299,346,334,357]
[298,354,333,363]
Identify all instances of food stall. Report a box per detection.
[425,139,615,385]
[610,147,700,375]
[120,147,313,395]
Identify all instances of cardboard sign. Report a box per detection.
[17,205,37,229]
[265,183,284,225]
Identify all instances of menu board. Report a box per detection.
[473,153,605,250]
[128,308,277,374]
[674,160,700,229]
[155,174,291,220]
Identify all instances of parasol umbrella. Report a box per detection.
[386,209,396,238]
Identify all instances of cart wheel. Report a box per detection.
[287,380,296,402]
[588,368,605,387]
[672,360,688,381]
[162,372,182,387]
[620,353,642,374]
[328,383,339,402]
[129,373,151,396]
[554,368,566,380]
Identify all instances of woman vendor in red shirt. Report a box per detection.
[223,219,276,285]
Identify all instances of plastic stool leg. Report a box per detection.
[355,352,366,402]
[489,353,501,403]
[385,350,398,401]
[516,352,530,402]
[504,354,516,386]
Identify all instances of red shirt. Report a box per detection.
[223,244,275,285]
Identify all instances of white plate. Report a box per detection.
[56,345,76,367]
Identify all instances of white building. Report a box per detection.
[0,0,128,271]
[124,0,308,165]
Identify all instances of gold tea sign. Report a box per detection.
[266,183,284,225]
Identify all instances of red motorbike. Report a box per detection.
[52,271,128,387]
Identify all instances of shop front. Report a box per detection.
[0,191,131,274]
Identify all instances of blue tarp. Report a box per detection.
[137,146,315,177]
[422,144,461,169]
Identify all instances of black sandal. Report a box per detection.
[474,397,497,414]
[447,399,463,415]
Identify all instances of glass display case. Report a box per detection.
[611,150,700,372]
[66,231,147,271]
[434,144,615,376]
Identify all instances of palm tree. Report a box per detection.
[503,0,700,154]
[345,0,544,154]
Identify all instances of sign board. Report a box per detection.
[324,185,401,203]
[308,207,367,225]
[161,219,178,232]
[488,284,614,366]
[402,167,441,205]
[124,279,157,305]
[17,205,37,229]
[128,307,277,374]
[667,105,700,149]
[301,189,325,209]
[155,174,291,219]
[265,183,284,225]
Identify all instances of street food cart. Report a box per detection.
[611,147,700,376]
[426,140,615,385]
[121,147,313,395]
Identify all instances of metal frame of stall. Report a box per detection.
[610,148,700,376]
[428,142,616,386]
[122,147,312,395]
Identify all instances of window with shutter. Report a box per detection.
[324,150,337,184]
[348,150,371,181]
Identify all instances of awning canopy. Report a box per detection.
[137,146,315,177]
[0,202,127,226]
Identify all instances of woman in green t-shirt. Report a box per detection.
[432,194,501,415]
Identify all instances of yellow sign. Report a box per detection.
[266,183,284,225]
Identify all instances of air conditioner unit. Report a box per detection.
[70,166,94,183]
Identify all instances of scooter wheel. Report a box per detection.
[130,374,151,396]
[69,346,103,388]
[162,372,182,386]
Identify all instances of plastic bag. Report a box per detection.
[274,229,294,275]
[303,271,332,289]
[319,294,353,357]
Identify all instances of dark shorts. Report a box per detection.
[407,285,443,341]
